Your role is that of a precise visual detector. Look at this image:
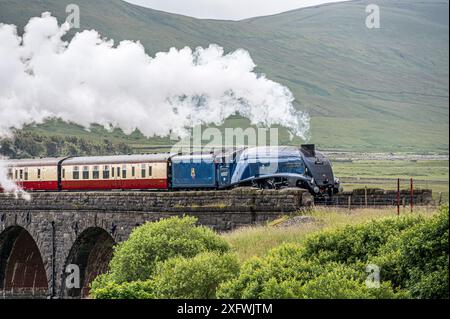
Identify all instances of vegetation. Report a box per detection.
[90,206,448,299]
[89,216,237,299]
[217,206,448,299]
[106,216,229,283]
[0,0,448,153]
[0,129,132,158]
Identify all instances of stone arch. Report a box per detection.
[0,226,48,297]
[61,227,115,298]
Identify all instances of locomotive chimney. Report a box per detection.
[300,144,316,157]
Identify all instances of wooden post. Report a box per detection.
[397,178,400,216]
[410,178,414,213]
[402,197,405,208]
[348,195,351,211]
[364,186,368,208]
[438,192,443,206]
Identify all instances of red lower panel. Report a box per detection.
[61,178,168,191]
[17,181,59,191]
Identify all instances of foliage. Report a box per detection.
[89,274,156,299]
[90,208,448,299]
[371,205,449,298]
[216,243,401,299]
[150,252,240,299]
[218,208,448,299]
[301,215,424,264]
[0,130,132,158]
[106,216,230,283]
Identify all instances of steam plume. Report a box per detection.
[0,12,310,139]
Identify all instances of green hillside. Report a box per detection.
[0,0,448,153]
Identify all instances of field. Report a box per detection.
[222,206,438,263]
[330,155,449,203]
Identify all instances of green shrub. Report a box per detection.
[108,216,230,283]
[90,252,239,299]
[151,252,240,299]
[302,215,423,264]
[372,206,449,298]
[217,243,401,299]
[89,274,156,299]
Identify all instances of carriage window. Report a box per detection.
[19,169,23,180]
[131,166,135,177]
[122,165,127,179]
[73,166,80,180]
[24,168,28,181]
[7,168,13,180]
[102,166,110,179]
[117,167,121,178]
[92,166,100,179]
[15,169,18,180]
[141,164,146,178]
[83,166,90,179]
[62,169,65,179]
[37,168,41,179]
[148,165,152,177]
[111,166,115,177]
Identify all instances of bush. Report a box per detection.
[372,206,449,298]
[151,252,240,299]
[216,243,400,299]
[89,274,156,299]
[90,252,239,299]
[302,215,423,264]
[108,216,230,283]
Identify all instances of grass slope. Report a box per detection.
[0,0,448,152]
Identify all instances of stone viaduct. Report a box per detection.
[0,188,312,299]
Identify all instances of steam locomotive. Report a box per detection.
[4,144,341,197]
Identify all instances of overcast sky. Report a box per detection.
[124,0,349,20]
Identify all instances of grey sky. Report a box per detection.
[124,0,349,20]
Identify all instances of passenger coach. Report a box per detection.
[61,154,170,190]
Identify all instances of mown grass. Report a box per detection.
[222,207,438,263]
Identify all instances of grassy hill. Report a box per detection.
[0,0,448,153]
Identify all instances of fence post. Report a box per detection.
[438,192,443,206]
[348,195,351,211]
[397,178,400,216]
[410,177,414,213]
[364,186,368,208]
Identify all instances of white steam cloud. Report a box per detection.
[0,157,30,200]
[0,12,310,139]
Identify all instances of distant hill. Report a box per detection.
[0,0,448,153]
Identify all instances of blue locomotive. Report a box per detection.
[171,144,341,197]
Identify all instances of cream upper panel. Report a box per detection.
[11,165,58,182]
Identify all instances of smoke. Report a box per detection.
[0,157,31,200]
[0,12,310,139]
